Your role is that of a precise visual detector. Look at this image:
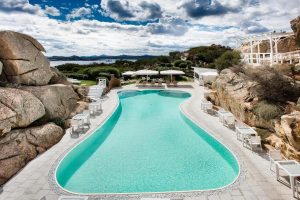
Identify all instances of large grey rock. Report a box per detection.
[49,67,70,85]
[0,102,16,136]
[0,123,63,185]
[22,84,79,120]
[0,31,53,85]
[291,16,300,46]
[0,88,45,132]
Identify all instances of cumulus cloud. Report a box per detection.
[147,16,189,36]
[67,7,92,20]
[140,1,163,19]
[0,0,44,15]
[44,6,60,16]
[0,0,299,56]
[105,0,134,19]
[240,21,269,33]
[101,0,163,21]
[179,0,238,19]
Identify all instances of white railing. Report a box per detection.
[242,50,300,65]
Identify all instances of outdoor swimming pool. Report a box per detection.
[56,90,239,194]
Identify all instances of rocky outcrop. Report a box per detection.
[0,123,63,185]
[72,85,89,102]
[0,31,87,185]
[291,16,300,46]
[108,74,121,90]
[0,31,53,86]
[22,84,79,120]
[274,111,300,160]
[49,67,70,85]
[0,88,45,134]
[211,67,300,161]
[210,68,274,129]
[277,112,300,150]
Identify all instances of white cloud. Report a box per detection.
[0,0,299,56]
[67,7,92,20]
[44,6,60,16]
[100,0,163,21]
[0,0,44,16]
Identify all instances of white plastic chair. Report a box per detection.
[224,115,235,128]
[70,119,83,134]
[82,110,91,128]
[88,104,98,116]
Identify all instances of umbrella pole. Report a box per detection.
[171,74,172,82]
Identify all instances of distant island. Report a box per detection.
[48,55,158,61]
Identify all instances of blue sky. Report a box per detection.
[0,0,299,56]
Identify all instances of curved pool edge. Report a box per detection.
[49,88,246,199]
[178,97,245,193]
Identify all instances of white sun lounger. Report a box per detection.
[220,112,235,127]
[245,136,263,152]
[236,126,257,142]
[276,160,300,198]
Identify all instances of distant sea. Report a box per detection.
[50,59,136,67]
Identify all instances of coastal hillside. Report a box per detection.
[209,16,300,161]
[0,31,89,185]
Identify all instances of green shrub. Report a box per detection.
[56,63,81,71]
[98,72,111,80]
[214,50,241,72]
[65,73,88,80]
[51,118,65,128]
[105,68,120,78]
[179,62,187,68]
[253,101,282,121]
[173,60,186,68]
[247,67,300,103]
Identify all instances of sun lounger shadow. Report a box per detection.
[277,175,293,188]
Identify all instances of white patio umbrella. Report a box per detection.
[160,70,185,82]
[134,69,159,80]
[122,71,135,76]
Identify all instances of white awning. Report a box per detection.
[122,71,135,76]
[160,70,185,75]
[134,70,159,76]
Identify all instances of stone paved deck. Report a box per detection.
[0,83,295,200]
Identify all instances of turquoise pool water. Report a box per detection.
[56,90,239,194]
